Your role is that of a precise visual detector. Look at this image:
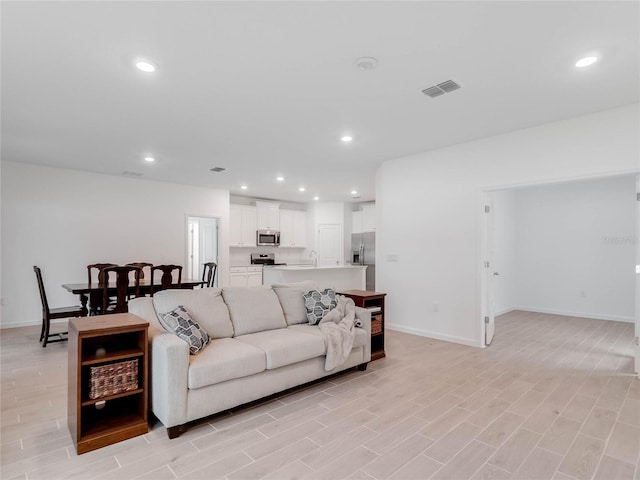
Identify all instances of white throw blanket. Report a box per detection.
[318,295,361,371]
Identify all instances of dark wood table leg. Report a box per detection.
[79,294,89,317]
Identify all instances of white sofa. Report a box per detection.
[128,284,371,438]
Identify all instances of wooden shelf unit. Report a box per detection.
[68,313,149,454]
[337,290,386,361]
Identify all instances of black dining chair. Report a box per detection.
[150,265,182,296]
[202,262,217,288]
[34,266,85,347]
[101,266,142,314]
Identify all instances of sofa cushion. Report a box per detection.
[222,287,287,336]
[188,338,266,389]
[272,281,318,326]
[158,305,210,355]
[153,288,234,339]
[303,288,337,325]
[287,324,368,350]
[235,329,325,369]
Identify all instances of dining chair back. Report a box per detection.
[101,266,142,314]
[150,265,183,295]
[125,262,153,282]
[87,263,118,315]
[34,266,85,347]
[202,262,217,288]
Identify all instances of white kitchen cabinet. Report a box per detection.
[361,203,376,232]
[230,205,257,247]
[229,266,263,286]
[256,201,280,230]
[352,211,363,234]
[279,209,307,248]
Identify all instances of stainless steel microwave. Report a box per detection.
[257,230,280,246]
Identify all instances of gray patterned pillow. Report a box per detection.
[158,305,210,355]
[303,288,337,325]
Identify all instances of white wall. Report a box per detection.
[511,176,635,322]
[377,104,639,347]
[1,161,230,328]
[491,176,636,321]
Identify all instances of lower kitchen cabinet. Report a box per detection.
[229,266,263,286]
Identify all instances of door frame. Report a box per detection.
[185,214,220,285]
[480,170,639,350]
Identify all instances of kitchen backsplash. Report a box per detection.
[230,246,312,266]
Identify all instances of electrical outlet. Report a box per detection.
[433,303,439,312]
[387,254,398,262]
[580,290,586,298]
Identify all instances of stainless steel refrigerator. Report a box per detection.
[351,232,375,291]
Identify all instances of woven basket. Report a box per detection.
[371,317,383,335]
[89,359,139,399]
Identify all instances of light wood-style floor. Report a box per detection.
[1,311,638,480]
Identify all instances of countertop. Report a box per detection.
[266,264,367,271]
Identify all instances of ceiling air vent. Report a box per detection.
[421,79,461,98]
[210,167,227,172]
[122,171,143,177]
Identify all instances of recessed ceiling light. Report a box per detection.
[575,56,598,68]
[135,60,157,73]
[299,187,306,192]
[210,167,227,172]
[354,57,378,71]
[241,185,248,190]
[144,156,155,163]
[313,196,319,201]
[351,190,358,195]
[276,176,284,182]
[341,136,353,143]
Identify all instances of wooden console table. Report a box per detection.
[68,313,149,454]
[337,290,386,360]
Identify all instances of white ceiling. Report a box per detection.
[2,1,638,204]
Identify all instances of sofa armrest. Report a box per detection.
[355,306,372,363]
[149,332,189,428]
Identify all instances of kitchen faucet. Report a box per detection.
[309,250,318,267]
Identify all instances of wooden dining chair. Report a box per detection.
[202,262,217,288]
[34,266,85,347]
[101,266,142,314]
[150,265,182,295]
[125,262,153,282]
[87,263,118,315]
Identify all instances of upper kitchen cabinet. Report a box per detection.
[361,203,376,232]
[256,201,280,230]
[230,204,257,247]
[279,210,307,248]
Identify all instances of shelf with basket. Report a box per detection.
[68,314,149,454]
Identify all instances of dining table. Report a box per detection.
[62,278,206,316]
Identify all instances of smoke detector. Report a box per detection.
[354,57,379,71]
[421,80,461,98]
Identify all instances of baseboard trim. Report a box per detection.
[1,318,65,330]
[514,306,634,324]
[494,307,516,317]
[386,323,482,348]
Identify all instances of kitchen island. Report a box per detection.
[263,264,367,291]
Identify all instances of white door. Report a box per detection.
[635,175,640,375]
[482,199,496,346]
[317,224,343,266]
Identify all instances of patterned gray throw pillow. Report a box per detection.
[158,305,210,355]
[303,288,337,325]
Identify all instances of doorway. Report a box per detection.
[186,216,219,286]
[482,175,637,360]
